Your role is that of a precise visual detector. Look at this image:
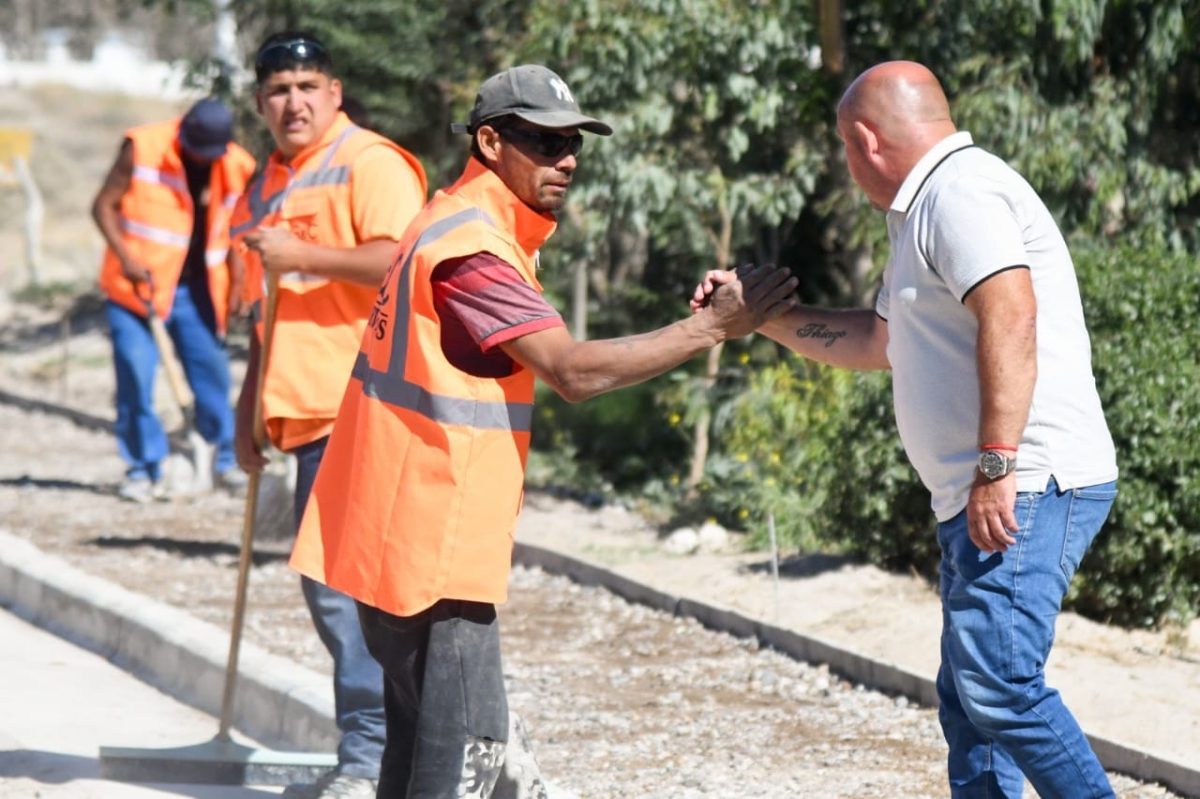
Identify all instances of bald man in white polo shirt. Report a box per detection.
[694,61,1118,798]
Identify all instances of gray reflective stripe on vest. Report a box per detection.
[352,207,534,433]
[132,165,188,194]
[230,125,359,238]
[120,217,190,248]
[205,247,228,267]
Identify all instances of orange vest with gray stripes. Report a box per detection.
[229,113,427,450]
[291,157,557,617]
[98,118,255,334]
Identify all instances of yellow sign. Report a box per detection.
[0,127,34,166]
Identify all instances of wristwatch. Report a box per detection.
[978,449,1017,480]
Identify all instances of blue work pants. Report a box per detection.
[293,436,387,779]
[105,282,235,481]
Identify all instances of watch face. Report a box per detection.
[979,450,1009,479]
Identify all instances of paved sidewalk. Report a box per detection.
[0,607,282,797]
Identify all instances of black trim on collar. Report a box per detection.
[900,144,979,214]
[960,264,1030,304]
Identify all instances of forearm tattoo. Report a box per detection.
[795,322,847,348]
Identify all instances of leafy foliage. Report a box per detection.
[1069,244,1200,627]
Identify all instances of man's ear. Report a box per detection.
[330,77,343,107]
[476,125,502,164]
[853,120,884,166]
[254,90,264,115]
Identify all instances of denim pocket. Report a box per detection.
[1072,485,1119,502]
[1060,482,1117,581]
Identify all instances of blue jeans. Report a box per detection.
[936,477,1118,799]
[293,436,386,779]
[106,283,235,481]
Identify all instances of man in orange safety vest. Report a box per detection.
[230,31,427,799]
[92,97,255,502]
[293,64,797,797]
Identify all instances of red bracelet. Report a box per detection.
[980,443,1018,452]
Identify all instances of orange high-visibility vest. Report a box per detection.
[230,112,427,451]
[98,118,255,335]
[291,157,557,617]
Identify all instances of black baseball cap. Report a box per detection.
[178,98,234,160]
[452,65,612,136]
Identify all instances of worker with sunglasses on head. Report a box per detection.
[290,64,797,797]
[229,30,427,799]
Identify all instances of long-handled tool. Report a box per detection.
[146,300,213,493]
[100,276,337,784]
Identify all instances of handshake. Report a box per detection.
[687,264,798,341]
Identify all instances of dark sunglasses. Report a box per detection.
[499,127,584,159]
[254,38,331,79]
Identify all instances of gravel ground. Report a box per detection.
[0,301,1184,798]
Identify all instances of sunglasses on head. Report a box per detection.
[254,38,331,79]
[499,126,584,159]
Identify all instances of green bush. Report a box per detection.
[526,245,1197,629]
[1069,243,1200,627]
[819,371,937,576]
[703,361,848,551]
[529,378,689,493]
[714,361,933,571]
[709,241,1199,629]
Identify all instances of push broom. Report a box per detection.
[99,274,337,784]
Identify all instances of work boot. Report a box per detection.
[281,771,377,799]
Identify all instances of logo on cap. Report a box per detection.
[549,77,574,104]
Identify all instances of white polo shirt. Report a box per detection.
[875,131,1117,521]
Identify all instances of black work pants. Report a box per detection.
[358,598,508,798]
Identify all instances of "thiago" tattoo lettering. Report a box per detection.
[796,322,846,348]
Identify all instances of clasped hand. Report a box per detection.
[693,264,797,339]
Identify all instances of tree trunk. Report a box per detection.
[686,195,733,490]
[686,341,724,489]
[818,0,845,76]
[572,260,587,340]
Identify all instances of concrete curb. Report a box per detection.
[0,529,553,797]
[0,530,338,752]
[514,541,1200,798]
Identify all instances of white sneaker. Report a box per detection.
[214,466,249,493]
[117,477,155,504]
[280,771,377,799]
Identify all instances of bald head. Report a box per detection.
[835,61,958,209]
[838,61,954,136]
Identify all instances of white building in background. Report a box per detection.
[0,29,196,100]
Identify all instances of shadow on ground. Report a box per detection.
[744,551,858,579]
[0,748,97,780]
[87,535,288,566]
[0,475,113,496]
